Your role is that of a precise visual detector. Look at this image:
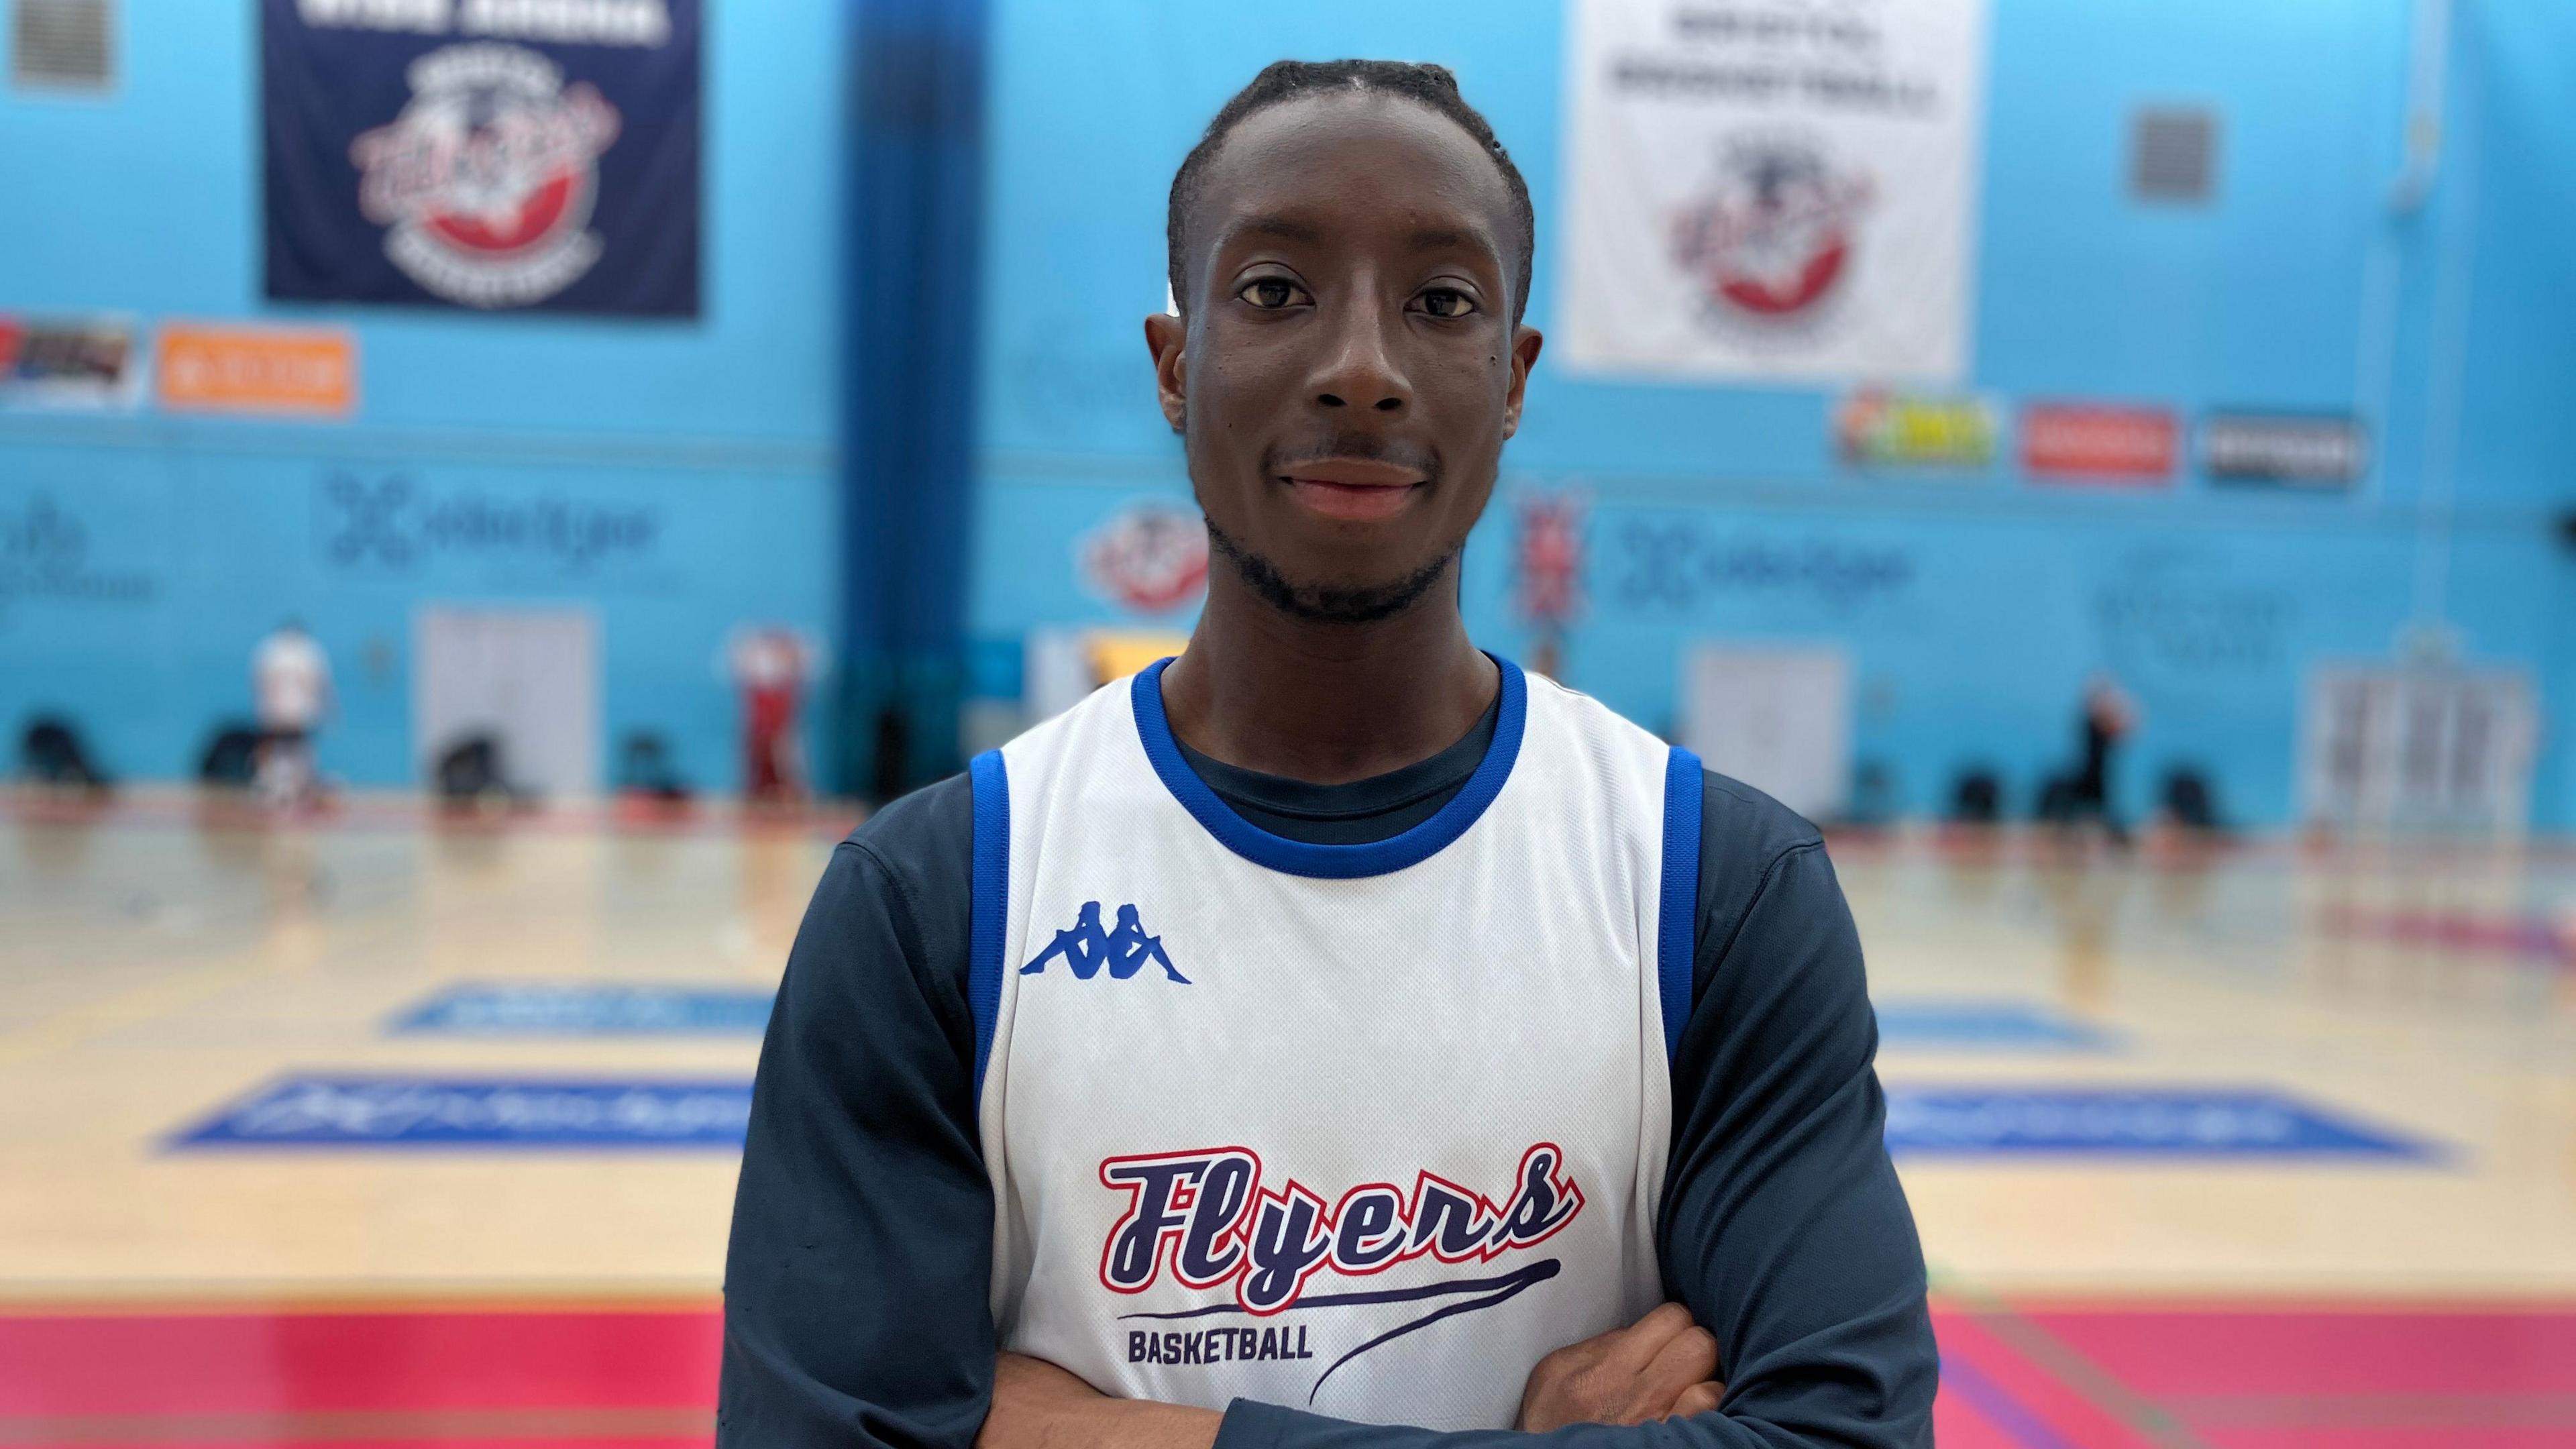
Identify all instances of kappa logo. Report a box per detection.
[1022,902,1189,984]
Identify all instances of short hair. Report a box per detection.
[1166,59,1536,324]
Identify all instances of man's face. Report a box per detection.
[1148,93,1543,623]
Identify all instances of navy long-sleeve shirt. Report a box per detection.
[718,700,1935,1448]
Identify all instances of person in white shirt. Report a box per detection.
[253,621,333,806]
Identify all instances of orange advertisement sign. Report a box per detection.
[156,325,356,418]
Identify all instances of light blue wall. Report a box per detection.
[971,0,2576,828]
[9,2,2569,817]
[0,1,845,791]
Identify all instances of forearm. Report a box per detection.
[1213,1401,1821,1449]
[977,1354,1220,1449]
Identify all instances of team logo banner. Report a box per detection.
[1558,0,1988,383]
[262,0,700,316]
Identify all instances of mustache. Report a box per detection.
[1263,433,1442,485]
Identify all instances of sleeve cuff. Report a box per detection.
[1214,1399,1302,1449]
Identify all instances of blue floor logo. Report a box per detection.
[1873,1001,2116,1051]
[1882,1087,2434,1159]
[390,983,773,1036]
[170,1075,753,1149]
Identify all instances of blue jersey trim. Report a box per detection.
[967,748,1010,1102]
[1659,748,1704,1062]
[1129,655,1527,880]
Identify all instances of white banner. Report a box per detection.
[1558,0,1988,384]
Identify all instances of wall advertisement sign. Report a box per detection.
[1560,0,1990,384]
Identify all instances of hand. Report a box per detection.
[977,1352,1220,1449]
[1515,1303,1726,1431]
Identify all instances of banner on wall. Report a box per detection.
[157,323,357,418]
[2021,402,2178,484]
[0,315,147,411]
[1833,388,1996,470]
[2201,413,2367,490]
[262,0,701,316]
[1558,0,1989,384]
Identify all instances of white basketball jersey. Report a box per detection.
[969,658,1704,1431]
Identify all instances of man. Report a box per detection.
[720,60,1935,1449]
[252,619,332,807]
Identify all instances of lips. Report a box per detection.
[1278,457,1428,523]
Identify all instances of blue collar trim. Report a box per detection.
[1130,655,1527,879]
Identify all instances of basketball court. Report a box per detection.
[3,794,2569,1448]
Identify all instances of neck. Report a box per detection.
[1159,563,1499,785]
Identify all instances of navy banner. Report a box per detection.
[263,0,700,317]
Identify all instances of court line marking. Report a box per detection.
[1943,1289,2218,1449]
[0,1405,712,1445]
[1937,1352,2083,1449]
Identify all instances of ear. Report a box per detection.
[1499,325,1545,441]
[1144,312,1188,434]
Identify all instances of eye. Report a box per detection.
[1415,288,1479,319]
[1238,277,1311,309]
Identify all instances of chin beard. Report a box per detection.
[1204,519,1460,625]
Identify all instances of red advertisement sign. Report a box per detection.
[2021,403,2178,484]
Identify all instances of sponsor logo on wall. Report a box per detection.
[1559,0,1990,382]
[0,492,157,620]
[1834,388,1996,470]
[263,0,701,315]
[2092,543,2295,681]
[314,471,661,580]
[1079,500,1208,614]
[156,323,358,419]
[2021,402,2177,484]
[1612,517,1914,614]
[0,315,147,411]
[2200,413,2367,489]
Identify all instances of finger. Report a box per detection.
[1636,1324,1720,1407]
[1665,1382,1725,1419]
[1611,1302,1699,1367]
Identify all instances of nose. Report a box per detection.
[1310,294,1411,414]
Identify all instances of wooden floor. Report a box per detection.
[5,790,2573,1446]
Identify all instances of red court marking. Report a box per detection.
[50,1441,708,1449]
[0,1309,722,1417]
[9,1301,2573,1448]
[1933,1306,2157,1448]
[2018,1306,2576,1398]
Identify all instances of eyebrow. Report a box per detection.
[1405,225,1492,255]
[1220,215,1325,248]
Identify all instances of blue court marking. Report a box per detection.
[388,983,772,1036]
[1882,1086,2436,1159]
[1873,1000,2117,1051]
[168,1075,752,1150]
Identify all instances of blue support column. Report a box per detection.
[837,0,987,799]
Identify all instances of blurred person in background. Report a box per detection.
[728,624,816,805]
[2068,674,2135,845]
[252,620,333,809]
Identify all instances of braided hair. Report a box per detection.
[1166,60,1536,323]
